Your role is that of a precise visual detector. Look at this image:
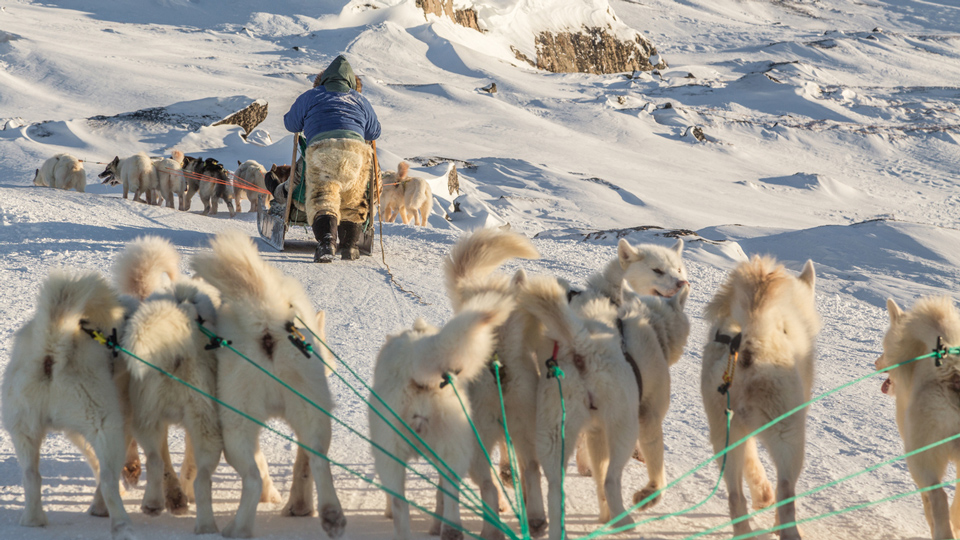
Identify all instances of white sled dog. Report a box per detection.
[34,153,86,192]
[381,161,432,226]
[153,153,186,210]
[191,229,343,538]
[877,296,960,540]
[585,238,689,302]
[370,290,515,540]
[1,270,137,540]
[520,275,641,540]
[235,160,269,213]
[702,256,818,540]
[98,152,160,204]
[442,228,546,538]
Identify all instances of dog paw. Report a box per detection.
[166,490,190,516]
[441,526,464,540]
[141,502,163,517]
[260,485,282,504]
[89,491,109,517]
[632,487,662,511]
[752,484,775,510]
[429,519,442,536]
[575,459,592,477]
[122,460,142,488]
[19,511,48,527]
[111,521,138,540]
[527,518,547,538]
[221,519,253,538]
[321,504,346,538]
[632,444,645,464]
[194,521,219,535]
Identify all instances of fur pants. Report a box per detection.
[305,138,373,225]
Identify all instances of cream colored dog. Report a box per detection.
[369,289,515,540]
[235,160,269,213]
[381,161,432,226]
[1,270,137,540]
[98,152,159,204]
[877,296,960,539]
[191,229,344,538]
[701,256,818,540]
[34,153,86,192]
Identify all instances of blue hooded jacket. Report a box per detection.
[283,56,381,144]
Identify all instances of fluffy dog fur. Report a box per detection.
[235,160,269,213]
[519,276,640,540]
[191,229,344,538]
[98,152,159,204]
[877,296,960,539]
[369,290,515,540]
[198,158,236,217]
[701,255,818,540]
[34,153,86,192]
[1,270,137,540]
[154,157,186,210]
[305,138,373,225]
[586,238,689,302]
[442,228,542,539]
[381,162,432,226]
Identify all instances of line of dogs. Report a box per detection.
[33,152,271,217]
[2,228,958,540]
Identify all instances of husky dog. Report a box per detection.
[370,290,515,540]
[877,296,960,539]
[1,270,137,540]
[198,158,236,217]
[443,228,542,539]
[586,238,689,302]
[191,230,344,538]
[701,256,818,540]
[98,152,160,204]
[153,151,186,210]
[381,162,432,226]
[520,276,640,540]
[235,160,269,213]
[34,153,86,192]
[181,155,204,211]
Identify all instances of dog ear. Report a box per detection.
[618,239,642,270]
[670,283,691,310]
[238,160,242,167]
[619,279,638,306]
[672,238,684,254]
[798,259,815,291]
[511,268,527,288]
[886,298,903,325]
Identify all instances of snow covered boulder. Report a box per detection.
[212,98,268,139]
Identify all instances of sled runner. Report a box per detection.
[257,133,379,253]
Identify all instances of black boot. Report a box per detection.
[312,214,338,263]
[339,221,362,261]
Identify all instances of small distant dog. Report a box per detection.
[191,230,343,538]
[520,275,640,540]
[181,155,205,211]
[585,238,689,302]
[264,164,291,200]
[34,153,86,192]
[235,160,269,213]
[877,296,960,539]
[369,290,515,540]
[98,152,159,204]
[380,162,432,226]
[154,152,186,210]
[702,256,818,540]
[1,270,137,540]
[198,158,236,217]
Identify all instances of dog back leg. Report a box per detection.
[67,431,111,517]
[220,421,264,538]
[179,434,197,503]
[511,413,547,536]
[633,410,668,511]
[595,423,634,528]
[87,422,137,540]
[254,445,282,504]
[759,415,806,540]
[538,395,588,540]
[717,426,752,537]
[374,448,412,540]
[289,410,345,537]
[469,454,505,540]
[183,414,223,534]
[281,447,315,516]
[907,451,952,539]
[950,466,960,537]
[584,429,611,521]
[136,421,179,516]
[11,427,48,527]
[743,438,774,509]
[399,206,411,225]
[420,198,431,226]
[184,179,199,211]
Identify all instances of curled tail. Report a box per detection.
[113,236,181,300]
[444,228,539,310]
[516,275,579,347]
[121,299,196,380]
[397,161,409,181]
[190,229,281,303]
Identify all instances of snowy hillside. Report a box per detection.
[1,0,959,538]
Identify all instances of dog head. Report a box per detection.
[98,156,120,184]
[182,155,203,174]
[618,238,689,298]
[202,158,227,179]
[619,281,691,366]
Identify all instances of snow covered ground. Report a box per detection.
[1,0,959,538]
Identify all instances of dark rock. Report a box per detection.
[416,0,481,32]
[535,27,666,74]
[480,82,497,94]
[213,99,268,139]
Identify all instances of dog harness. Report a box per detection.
[616,318,644,411]
[714,330,743,395]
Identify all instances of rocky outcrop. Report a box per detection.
[416,0,481,32]
[534,28,665,74]
[212,98,268,138]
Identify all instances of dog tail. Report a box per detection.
[191,229,282,303]
[114,236,181,301]
[516,275,580,348]
[121,299,196,380]
[413,291,515,385]
[444,228,539,310]
[398,161,409,181]
[171,149,185,166]
[34,269,124,345]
